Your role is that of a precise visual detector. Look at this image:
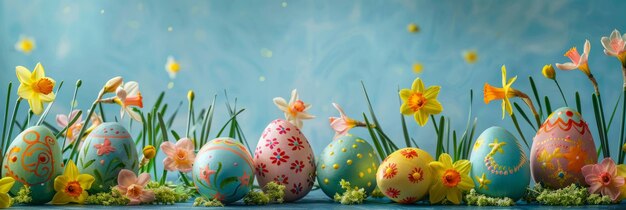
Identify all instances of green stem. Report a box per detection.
[68,90,104,163]
[620,87,626,164]
[3,98,21,154]
[1,82,12,155]
[179,171,192,187]
[554,80,568,106]
[160,170,168,185]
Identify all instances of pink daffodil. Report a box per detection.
[160,138,195,173]
[556,39,591,76]
[115,169,155,205]
[56,110,102,144]
[329,103,365,138]
[114,81,143,123]
[601,29,626,64]
[582,158,625,201]
[273,89,315,128]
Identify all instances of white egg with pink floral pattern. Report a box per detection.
[253,119,315,202]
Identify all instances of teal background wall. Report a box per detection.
[1,0,626,159]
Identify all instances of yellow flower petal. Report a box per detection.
[400,102,414,115]
[411,78,424,93]
[54,175,69,192]
[39,92,56,102]
[428,161,446,174]
[76,191,88,204]
[399,89,412,101]
[446,188,462,204]
[28,96,43,115]
[77,174,95,190]
[453,159,471,175]
[423,86,441,99]
[458,174,475,190]
[51,191,73,205]
[32,62,45,80]
[15,66,32,84]
[0,193,10,208]
[414,111,428,126]
[503,98,513,116]
[501,65,507,87]
[422,99,443,115]
[63,160,79,180]
[17,84,33,99]
[438,153,453,169]
[0,177,15,194]
[429,182,446,204]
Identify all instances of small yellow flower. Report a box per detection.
[412,63,423,74]
[399,78,443,126]
[52,160,94,204]
[165,56,181,79]
[187,90,195,102]
[15,36,36,54]
[0,177,16,208]
[407,23,420,33]
[428,153,473,204]
[16,63,56,115]
[463,50,478,64]
[542,64,556,80]
[143,145,156,159]
[483,65,525,119]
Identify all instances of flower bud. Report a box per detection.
[103,76,123,93]
[187,90,195,102]
[542,64,556,80]
[143,145,156,159]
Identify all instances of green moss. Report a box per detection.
[464,189,515,206]
[85,188,130,206]
[525,184,612,206]
[193,197,224,207]
[11,185,32,205]
[333,179,367,205]
[243,191,269,205]
[146,181,193,204]
[264,181,285,203]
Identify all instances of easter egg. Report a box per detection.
[193,137,254,204]
[469,126,530,200]
[376,148,433,204]
[253,119,316,202]
[77,122,139,193]
[530,107,597,189]
[1,126,62,204]
[316,134,380,198]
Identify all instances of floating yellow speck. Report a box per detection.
[413,63,423,74]
[321,164,326,169]
[341,148,347,152]
[324,178,329,184]
[330,151,334,156]
[346,160,353,165]
[333,164,339,169]
[359,172,364,178]
[357,153,362,158]
[14,36,36,54]
[463,50,479,64]
[407,23,420,33]
[352,144,357,149]
[167,82,174,89]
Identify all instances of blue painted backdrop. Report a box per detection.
[1,0,626,160]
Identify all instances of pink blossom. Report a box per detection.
[160,138,195,172]
[115,169,155,205]
[329,103,364,138]
[581,158,625,201]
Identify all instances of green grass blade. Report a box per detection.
[510,113,529,149]
[544,96,552,115]
[363,114,386,160]
[576,92,582,114]
[513,102,537,131]
[529,77,543,118]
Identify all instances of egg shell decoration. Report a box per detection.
[316,134,380,199]
[469,126,530,200]
[193,137,254,204]
[77,122,139,193]
[253,119,316,202]
[376,148,433,204]
[1,126,62,204]
[530,107,597,189]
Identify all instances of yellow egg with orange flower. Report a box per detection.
[376,148,433,204]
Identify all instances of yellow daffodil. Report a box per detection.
[52,160,94,204]
[428,153,473,204]
[483,65,526,119]
[542,64,556,80]
[463,50,478,64]
[143,145,156,159]
[399,78,443,126]
[15,36,36,54]
[412,63,423,74]
[165,56,181,79]
[0,177,15,208]
[16,63,56,115]
[407,23,420,33]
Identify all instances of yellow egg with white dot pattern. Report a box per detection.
[316,135,380,199]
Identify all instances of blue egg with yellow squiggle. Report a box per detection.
[469,126,530,200]
[77,122,139,193]
[193,137,254,204]
[2,126,62,204]
[316,134,380,199]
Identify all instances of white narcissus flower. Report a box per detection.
[115,81,143,122]
[273,89,315,129]
[601,29,626,63]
